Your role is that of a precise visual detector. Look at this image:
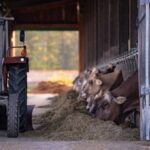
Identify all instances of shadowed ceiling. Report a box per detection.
[3,0,79,30]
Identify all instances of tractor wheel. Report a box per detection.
[7,94,19,137]
[0,106,7,130]
[8,64,27,132]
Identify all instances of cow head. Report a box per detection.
[81,78,103,98]
[79,67,103,99]
[73,69,91,93]
[79,67,123,100]
[94,91,127,121]
[86,90,104,113]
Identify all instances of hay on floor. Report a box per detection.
[27,90,139,140]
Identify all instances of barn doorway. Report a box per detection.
[13,30,79,93]
[12,30,79,124]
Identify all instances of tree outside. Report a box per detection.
[15,31,79,70]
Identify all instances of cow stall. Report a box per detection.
[79,0,150,140]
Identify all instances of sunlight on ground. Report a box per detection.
[28,70,78,94]
[48,71,74,86]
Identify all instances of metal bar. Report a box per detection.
[0,20,3,91]
[0,17,14,21]
[139,13,146,24]
[139,2,150,140]
[140,0,150,5]
[129,0,132,50]
[98,49,138,68]
[144,3,150,140]
[5,20,9,57]
[0,100,8,106]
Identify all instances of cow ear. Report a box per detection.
[95,79,103,86]
[114,96,127,105]
[95,90,103,99]
[92,67,97,73]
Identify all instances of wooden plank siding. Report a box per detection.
[119,0,129,54]
[80,0,138,70]
[130,0,138,48]
[109,0,119,58]
[79,1,85,72]
[97,0,103,64]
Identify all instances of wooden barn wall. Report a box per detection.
[80,0,138,70]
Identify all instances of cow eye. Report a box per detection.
[102,102,109,109]
[78,82,81,85]
[89,80,93,85]
[95,73,98,77]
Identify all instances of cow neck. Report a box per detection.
[112,93,140,126]
[111,71,138,97]
[121,97,139,114]
[99,70,123,91]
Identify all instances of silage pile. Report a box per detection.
[29,90,139,140]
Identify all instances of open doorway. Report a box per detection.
[13,31,79,94]
[12,31,79,127]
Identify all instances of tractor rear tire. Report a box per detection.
[7,94,19,137]
[0,106,7,130]
[8,64,27,132]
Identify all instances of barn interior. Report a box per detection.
[1,0,150,144]
[1,0,138,74]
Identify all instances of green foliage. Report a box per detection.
[15,31,79,70]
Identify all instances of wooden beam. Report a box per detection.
[6,0,59,9]
[12,0,77,14]
[13,23,79,30]
[6,0,76,9]
[79,1,84,72]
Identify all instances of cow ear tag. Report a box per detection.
[114,96,127,104]
[96,79,103,86]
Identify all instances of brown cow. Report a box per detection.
[74,64,116,98]
[79,67,123,99]
[73,65,123,115]
[92,71,139,127]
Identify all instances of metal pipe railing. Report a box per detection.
[97,48,138,80]
[98,48,138,68]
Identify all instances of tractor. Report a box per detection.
[0,17,29,137]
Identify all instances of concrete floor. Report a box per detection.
[0,140,150,150]
[28,93,58,116]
